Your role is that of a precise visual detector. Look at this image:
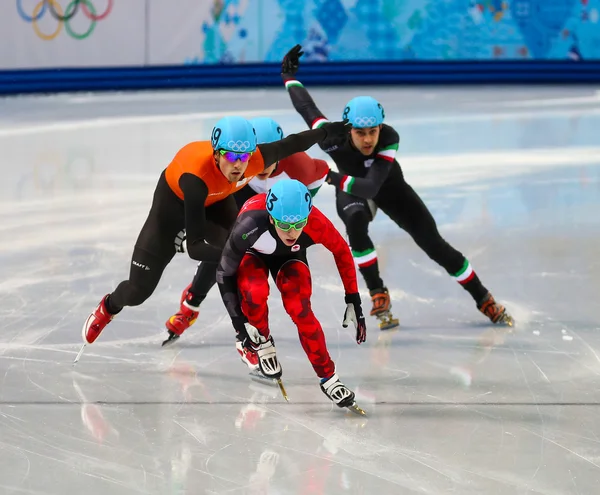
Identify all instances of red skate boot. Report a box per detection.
[162,284,199,346]
[82,295,114,345]
[478,292,514,327]
[236,340,259,371]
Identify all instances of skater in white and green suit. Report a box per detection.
[281,44,513,329]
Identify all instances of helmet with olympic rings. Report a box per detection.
[211,116,257,153]
[342,96,385,128]
[266,179,313,224]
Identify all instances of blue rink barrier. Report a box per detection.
[1,61,600,94]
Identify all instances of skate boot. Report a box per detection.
[236,340,259,371]
[369,287,399,330]
[255,336,282,380]
[82,295,115,344]
[478,292,514,327]
[246,336,288,400]
[163,284,199,346]
[320,374,366,415]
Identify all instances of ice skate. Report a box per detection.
[76,295,115,363]
[237,340,259,371]
[478,292,514,327]
[244,336,288,401]
[370,287,399,330]
[82,295,114,345]
[162,285,199,346]
[320,374,366,416]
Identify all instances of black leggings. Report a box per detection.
[108,172,238,312]
[336,179,485,300]
[186,188,251,305]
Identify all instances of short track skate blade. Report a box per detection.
[277,379,289,402]
[73,344,86,365]
[249,369,278,387]
[378,316,400,331]
[346,402,367,416]
[161,333,180,347]
[496,313,514,328]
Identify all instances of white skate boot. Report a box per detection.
[242,323,288,401]
[320,374,366,415]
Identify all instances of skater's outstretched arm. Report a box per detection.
[304,206,366,343]
[281,45,329,131]
[326,126,400,199]
[281,45,351,155]
[258,121,348,166]
[304,206,358,295]
[179,174,226,262]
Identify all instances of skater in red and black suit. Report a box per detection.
[216,179,367,411]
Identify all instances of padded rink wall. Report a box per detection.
[1,0,600,94]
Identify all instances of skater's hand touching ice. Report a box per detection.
[282,44,304,78]
[343,293,367,344]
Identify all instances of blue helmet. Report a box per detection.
[211,116,257,152]
[343,96,385,128]
[266,179,313,223]
[250,117,284,144]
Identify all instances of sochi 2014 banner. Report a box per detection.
[0,0,145,69]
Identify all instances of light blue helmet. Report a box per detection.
[211,116,257,152]
[342,96,385,128]
[250,117,284,144]
[266,179,313,223]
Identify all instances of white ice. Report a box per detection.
[1,86,600,494]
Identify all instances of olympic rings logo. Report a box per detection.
[352,116,378,127]
[227,140,253,152]
[16,0,113,41]
[281,214,304,222]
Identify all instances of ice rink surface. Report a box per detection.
[1,86,600,494]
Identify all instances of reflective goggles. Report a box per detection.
[219,149,253,162]
[272,217,308,232]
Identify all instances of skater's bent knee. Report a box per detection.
[346,209,370,229]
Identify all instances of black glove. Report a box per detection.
[282,44,304,79]
[343,293,367,344]
[320,120,351,142]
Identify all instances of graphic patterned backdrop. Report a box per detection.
[186,0,600,64]
[3,0,600,70]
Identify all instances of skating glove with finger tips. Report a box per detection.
[232,317,264,351]
[343,293,367,344]
[281,44,304,79]
[320,119,351,142]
